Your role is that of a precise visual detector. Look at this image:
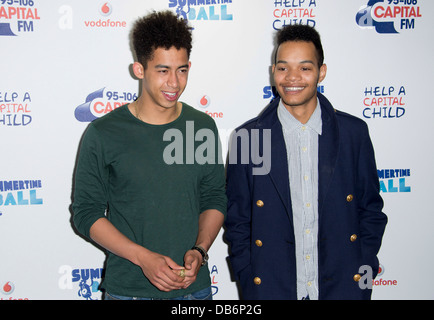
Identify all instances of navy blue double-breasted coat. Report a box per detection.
[225,93,387,300]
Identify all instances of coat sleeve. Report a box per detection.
[224,129,253,280]
[356,123,388,277]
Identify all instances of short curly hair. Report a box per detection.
[275,24,324,68]
[131,10,193,68]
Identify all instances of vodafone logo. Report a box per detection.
[84,2,126,28]
[0,281,28,300]
[1,282,15,295]
[197,95,224,119]
[372,264,398,287]
[377,264,385,277]
[199,95,211,108]
[99,2,112,16]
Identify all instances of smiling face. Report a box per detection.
[272,40,327,122]
[133,46,191,114]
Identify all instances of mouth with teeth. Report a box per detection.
[162,91,179,101]
[283,86,305,93]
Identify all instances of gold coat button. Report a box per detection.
[353,274,361,282]
[346,194,354,202]
[256,200,264,207]
[255,240,263,247]
[350,234,357,242]
[253,277,262,285]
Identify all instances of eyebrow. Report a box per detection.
[276,60,315,65]
[155,64,190,70]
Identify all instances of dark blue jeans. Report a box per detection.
[104,286,212,300]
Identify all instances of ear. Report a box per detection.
[132,62,145,79]
[318,63,327,83]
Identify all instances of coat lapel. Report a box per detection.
[317,92,339,212]
[256,99,292,220]
[256,93,339,221]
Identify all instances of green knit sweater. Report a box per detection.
[72,103,227,298]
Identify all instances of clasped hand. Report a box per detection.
[138,248,203,292]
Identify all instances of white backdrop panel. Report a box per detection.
[1,0,433,300]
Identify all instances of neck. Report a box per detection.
[130,98,182,125]
[282,99,317,124]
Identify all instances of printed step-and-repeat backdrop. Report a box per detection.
[1,0,433,300]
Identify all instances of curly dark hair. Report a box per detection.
[131,10,193,68]
[275,24,324,68]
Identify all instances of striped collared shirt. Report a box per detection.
[277,99,322,300]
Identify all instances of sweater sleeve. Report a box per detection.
[198,125,227,217]
[72,124,109,239]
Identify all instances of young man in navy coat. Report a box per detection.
[225,25,387,300]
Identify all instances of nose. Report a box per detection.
[284,69,301,81]
[167,71,179,88]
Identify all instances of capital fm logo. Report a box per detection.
[356,0,422,34]
[75,87,137,122]
[0,0,41,36]
[169,0,233,22]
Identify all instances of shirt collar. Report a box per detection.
[277,98,322,135]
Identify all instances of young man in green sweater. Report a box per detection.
[72,11,226,300]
